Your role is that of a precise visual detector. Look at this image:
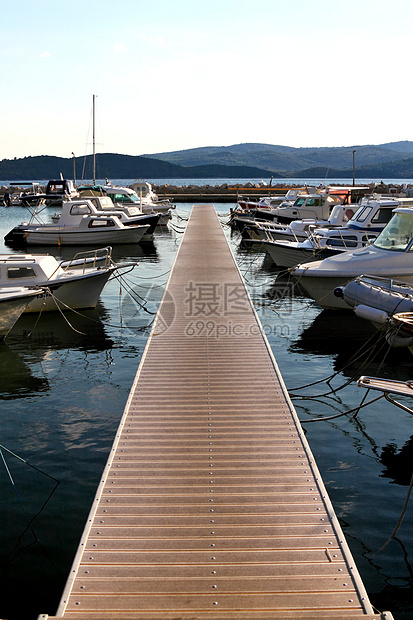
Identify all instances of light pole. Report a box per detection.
[71,152,76,185]
[352,150,356,186]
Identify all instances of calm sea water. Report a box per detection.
[0,193,413,619]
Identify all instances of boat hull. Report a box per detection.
[23,269,115,313]
[5,224,149,246]
[291,244,413,309]
[263,241,334,268]
[293,270,413,310]
[0,289,40,337]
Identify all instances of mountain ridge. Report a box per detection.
[1,142,413,180]
[143,141,413,174]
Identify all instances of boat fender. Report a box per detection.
[354,304,389,325]
[333,287,344,298]
[385,329,413,349]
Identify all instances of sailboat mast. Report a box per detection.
[92,94,96,185]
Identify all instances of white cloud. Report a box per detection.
[112,43,126,53]
[40,51,52,58]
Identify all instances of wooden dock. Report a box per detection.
[40,205,393,619]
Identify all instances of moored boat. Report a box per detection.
[5,198,150,246]
[75,192,160,234]
[230,189,346,233]
[0,247,135,313]
[290,206,413,309]
[262,229,375,268]
[245,196,398,243]
[243,203,357,242]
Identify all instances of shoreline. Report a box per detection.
[1,180,410,203]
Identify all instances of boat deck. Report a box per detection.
[41,205,392,619]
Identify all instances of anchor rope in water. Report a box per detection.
[0,444,60,568]
[299,393,386,424]
[23,274,169,336]
[289,329,389,396]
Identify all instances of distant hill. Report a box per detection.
[0,154,275,182]
[2,142,413,181]
[144,142,413,175]
[293,156,413,179]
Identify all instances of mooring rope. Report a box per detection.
[0,444,60,568]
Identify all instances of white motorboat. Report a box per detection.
[0,247,134,313]
[237,189,301,211]
[231,189,345,233]
[75,192,160,234]
[232,186,371,233]
[127,180,172,207]
[290,206,413,309]
[261,197,399,268]
[4,198,150,246]
[243,204,357,242]
[262,229,375,268]
[89,182,174,224]
[0,286,43,337]
[126,181,175,221]
[246,196,398,243]
[3,182,43,207]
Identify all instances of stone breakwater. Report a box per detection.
[1,181,412,203]
[153,181,411,202]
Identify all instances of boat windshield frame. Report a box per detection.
[373,210,413,252]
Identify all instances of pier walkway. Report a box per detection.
[42,205,392,619]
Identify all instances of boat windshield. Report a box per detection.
[373,211,413,251]
[111,192,140,204]
[293,197,324,207]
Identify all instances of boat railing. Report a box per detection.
[59,246,113,274]
[310,228,376,250]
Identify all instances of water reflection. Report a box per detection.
[0,342,49,398]
[381,436,413,486]
[7,302,114,352]
[288,308,413,375]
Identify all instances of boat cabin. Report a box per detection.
[45,179,77,198]
[0,255,62,284]
[346,197,400,231]
[127,180,157,202]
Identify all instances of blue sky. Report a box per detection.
[1,0,411,158]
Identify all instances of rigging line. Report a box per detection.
[275,266,301,279]
[289,343,386,399]
[289,328,387,392]
[26,293,47,337]
[0,444,60,483]
[168,225,186,234]
[289,336,390,400]
[389,469,413,540]
[129,280,168,291]
[0,447,39,543]
[128,268,172,280]
[112,276,158,315]
[300,393,385,423]
[47,290,87,334]
[2,476,60,569]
